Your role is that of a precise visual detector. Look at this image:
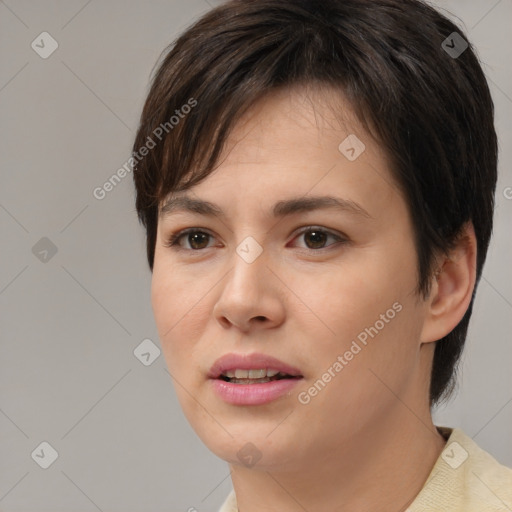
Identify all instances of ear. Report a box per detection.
[420,222,477,344]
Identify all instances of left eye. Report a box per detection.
[292,227,346,250]
[165,227,346,251]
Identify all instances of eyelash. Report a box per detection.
[163,226,347,253]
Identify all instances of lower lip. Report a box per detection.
[210,377,303,405]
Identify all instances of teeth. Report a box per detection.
[223,369,282,379]
[230,378,272,384]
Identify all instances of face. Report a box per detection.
[151,86,433,472]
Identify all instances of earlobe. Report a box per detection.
[420,222,477,344]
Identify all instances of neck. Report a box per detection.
[229,391,446,512]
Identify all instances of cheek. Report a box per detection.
[151,266,190,371]
[151,276,204,421]
[151,253,200,333]
[296,305,423,436]
[288,246,421,386]
[290,252,410,336]
[150,261,214,377]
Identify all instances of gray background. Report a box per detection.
[0,1,511,511]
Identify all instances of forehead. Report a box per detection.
[159,85,401,222]
[223,85,365,159]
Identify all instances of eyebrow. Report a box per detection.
[159,194,372,220]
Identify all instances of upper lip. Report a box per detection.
[208,352,303,379]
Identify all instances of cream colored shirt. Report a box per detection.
[218,426,512,511]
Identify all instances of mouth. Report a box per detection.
[208,352,304,381]
[208,353,304,405]
[218,369,303,384]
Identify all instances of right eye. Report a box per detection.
[164,228,216,251]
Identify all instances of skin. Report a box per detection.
[151,85,477,512]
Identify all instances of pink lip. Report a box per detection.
[207,352,303,379]
[210,378,302,405]
[207,352,303,406]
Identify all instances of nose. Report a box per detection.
[213,239,286,333]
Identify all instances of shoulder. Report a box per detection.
[217,489,238,512]
[409,426,512,512]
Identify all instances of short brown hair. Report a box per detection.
[131,0,498,407]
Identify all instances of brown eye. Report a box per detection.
[165,229,214,250]
[303,229,329,249]
[186,232,211,250]
[165,226,347,253]
[292,227,346,251]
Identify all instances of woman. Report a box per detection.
[131,1,512,510]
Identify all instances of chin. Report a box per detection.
[198,428,302,471]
